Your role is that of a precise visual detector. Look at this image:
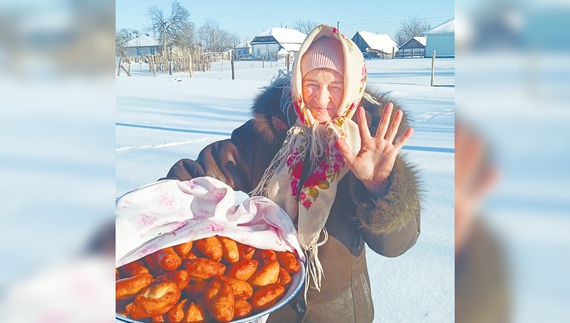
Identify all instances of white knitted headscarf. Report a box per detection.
[251,24,367,298]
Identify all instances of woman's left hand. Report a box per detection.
[337,103,414,196]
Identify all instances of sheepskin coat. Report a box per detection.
[163,76,421,323]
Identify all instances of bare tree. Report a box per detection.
[394,15,431,46]
[146,0,192,74]
[116,28,140,56]
[197,18,239,53]
[293,20,318,34]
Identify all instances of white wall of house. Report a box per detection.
[125,46,159,58]
[251,43,280,60]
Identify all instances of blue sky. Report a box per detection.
[116,0,454,41]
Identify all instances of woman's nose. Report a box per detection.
[316,88,330,107]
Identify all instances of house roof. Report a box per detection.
[413,36,427,46]
[251,27,306,51]
[235,41,251,49]
[400,36,427,48]
[354,31,399,53]
[125,34,160,47]
[425,18,455,35]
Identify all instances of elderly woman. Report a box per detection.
[164,24,421,323]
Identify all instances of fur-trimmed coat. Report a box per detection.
[163,76,421,323]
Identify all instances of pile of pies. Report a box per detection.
[116,235,302,322]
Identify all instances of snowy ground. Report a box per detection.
[116,59,455,322]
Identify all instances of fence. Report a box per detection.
[120,53,454,87]
[365,56,454,87]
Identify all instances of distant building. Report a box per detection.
[424,18,455,58]
[351,31,399,58]
[250,28,306,61]
[124,34,161,58]
[233,40,252,60]
[399,37,426,58]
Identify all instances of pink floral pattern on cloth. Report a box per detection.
[116,177,305,267]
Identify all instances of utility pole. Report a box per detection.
[337,21,339,30]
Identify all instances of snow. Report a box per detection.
[125,34,160,47]
[235,40,251,49]
[425,18,455,35]
[116,58,454,322]
[355,31,399,53]
[252,27,307,45]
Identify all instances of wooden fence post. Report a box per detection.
[189,54,193,78]
[231,52,235,80]
[117,55,121,76]
[430,50,436,87]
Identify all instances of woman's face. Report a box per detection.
[302,68,344,122]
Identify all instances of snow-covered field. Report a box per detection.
[116,58,455,322]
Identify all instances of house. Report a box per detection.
[232,40,252,60]
[399,36,426,58]
[123,34,161,58]
[250,28,306,61]
[351,31,399,58]
[424,18,455,58]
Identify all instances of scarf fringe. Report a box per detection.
[249,126,305,197]
[303,227,329,302]
[308,124,327,166]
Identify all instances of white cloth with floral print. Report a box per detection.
[116,176,305,267]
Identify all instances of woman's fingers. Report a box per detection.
[357,106,371,140]
[375,102,393,138]
[385,109,403,143]
[394,127,414,150]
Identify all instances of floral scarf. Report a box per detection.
[251,24,367,295]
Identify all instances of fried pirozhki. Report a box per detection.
[251,284,285,312]
[156,270,191,291]
[183,300,207,323]
[195,236,223,261]
[153,247,183,271]
[276,251,301,273]
[174,240,194,257]
[277,267,292,287]
[214,275,253,300]
[247,260,280,287]
[127,281,181,320]
[182,251,198,260]
[143,254,164,276]
[119,260,149,278]
[116,272,154,300]
[237,242,255,260]
[234,299,253,319]
[167,298,187,323]
[225,259,259,281]
[184,278,208,300]
[253,249,277,264]
[203,278,235,322]
[183,258,226,280]
[218,236,239,263]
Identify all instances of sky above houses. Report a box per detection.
[116,0,454,42]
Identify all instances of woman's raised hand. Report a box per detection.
[338,103,414,196]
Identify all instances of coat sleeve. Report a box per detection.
[349,154,421,257]
[161,120,275,193]
[349,92,422,257]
